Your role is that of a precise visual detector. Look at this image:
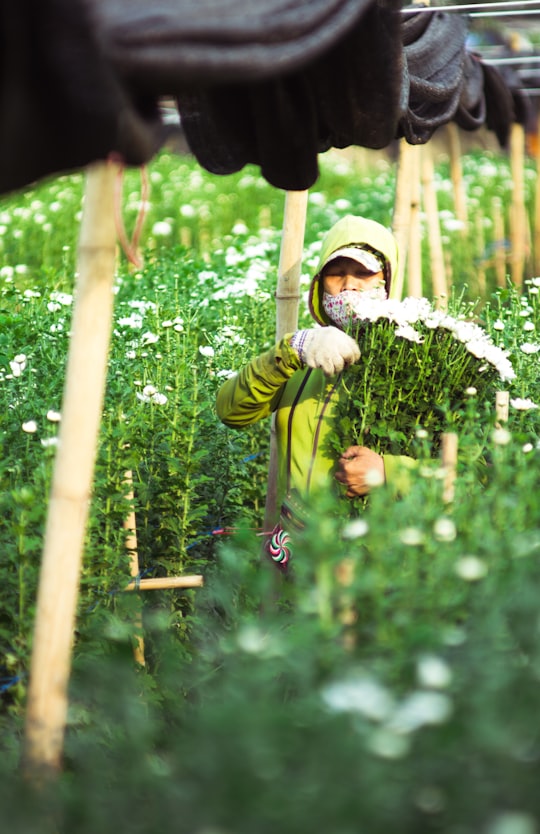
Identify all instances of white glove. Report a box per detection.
[290,326,360,376]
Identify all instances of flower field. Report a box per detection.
[2,146,540,831]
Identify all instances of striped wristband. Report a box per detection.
[289,330,310,365]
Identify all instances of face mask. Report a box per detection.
[322,288,388,329]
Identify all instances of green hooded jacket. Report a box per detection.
[216,215,416,513]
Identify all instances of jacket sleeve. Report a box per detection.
[382,454,418,496]
[216,335,303,427]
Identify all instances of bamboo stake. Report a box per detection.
[262,190,308,542]
[407,144,423,297]
[446,123,468,232]
[535,111,540,276]
[123,469,146,666]
[421,143,448,306]
[493,197,508,288]
[23,161,119,776]
[441,432,458,504]
[474,211,487,299]
[509,122,526,290]
[125,575,204,591]
[392,138,415,301]
[495,390,510,427]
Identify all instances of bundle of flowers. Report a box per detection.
[332,293,515,457]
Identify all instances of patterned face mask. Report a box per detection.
[322,288,388,329]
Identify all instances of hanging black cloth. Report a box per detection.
[174,1,404,191]
[0,0,165,196]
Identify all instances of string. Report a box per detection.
[402,0,540,13]
[108,153,149,269]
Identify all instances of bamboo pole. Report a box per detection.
[495,390,510,427]
[23,161,119,776]
[392,138,415,301]
[493,197,508,288]
[125,575,204,591]
[441,432,458,504]
[421,143,448,306]
[509,122,526,290]
[123,469,146,666]
[535,111,540,276]
[262,190,308,540]
[474,210,487,299]
[446,123,468,232]
[407,144,423,298]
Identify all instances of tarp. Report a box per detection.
[0,0,526,196]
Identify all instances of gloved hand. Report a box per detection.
[290,326,360,376]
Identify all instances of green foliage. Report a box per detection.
[1,147,540,829]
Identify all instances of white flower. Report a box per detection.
[9,355,27,376]
[22,420,38,433]
[141,331,159,345]
[455,555,488,581]
[523,321,535,332]
[342,518,369,539]
[152,220,172,237]
[520,342,540,354]
[510,397,538,411]
[492,319,505,331]
[46,410,61,422]
[399,527,424,546]
[465,386,477,396]
[487,811,538,834]
[321,675,394,721]
[416,655,452,689]
[136,384,168,405]
[433,517,457,542]
[523,443,534,453]
[395,324,424,343]
[388,691,453,733]
[41,437,59,448]
[492,427,512,446]
[199,345,215,358]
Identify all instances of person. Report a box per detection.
[216,215,416,570]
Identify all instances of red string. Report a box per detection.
[108,154,149,269]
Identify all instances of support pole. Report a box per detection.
[421,143,448,306]
[441,432,458,505]
[407,144,423,298]
[509,122,526,290]
[262,190,308,539]
[124,469,146,666]
[446,123,468,232]
[392,139,415,301]
[23,161,119,776]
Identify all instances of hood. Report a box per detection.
[308,215,400,326]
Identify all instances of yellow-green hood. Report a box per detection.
[308,215,400,326]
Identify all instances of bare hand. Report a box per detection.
[334,445,385,498]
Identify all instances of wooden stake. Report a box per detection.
[392,138,414,301]
[262,190,308,542]
[446,123,468,232]
[441,432,458,504]
[407,144,422,298]
[495,390,510,427]
[534,110,540,276]
[123,470,145,666]
[474,210,487,299]
[421,143,448,306]
[125,575,204,591]
[493,197,508,289]
[23,161,119,776]
[509,122,526,290]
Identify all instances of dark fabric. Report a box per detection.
[91,0,384,86]
[176,1,404,190]
[0,0,165,196]
[0,0,525,196]
[398,8,469,144]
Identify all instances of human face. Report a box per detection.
[322,256,385,296]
